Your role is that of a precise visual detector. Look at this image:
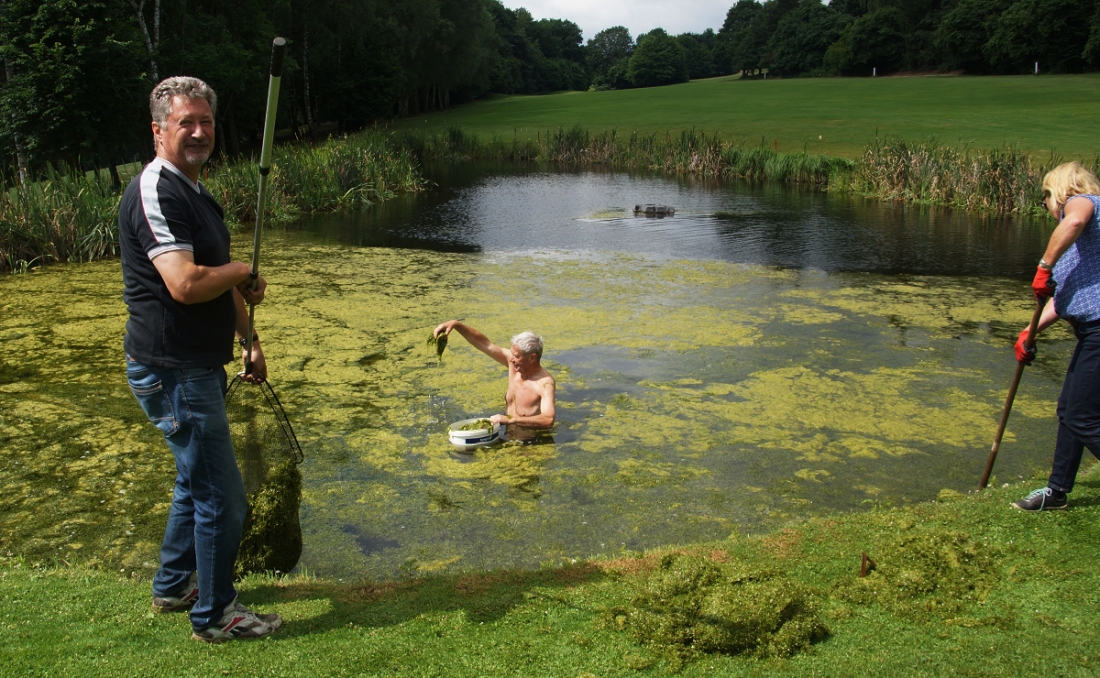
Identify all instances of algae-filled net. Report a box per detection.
[224,376,304,575]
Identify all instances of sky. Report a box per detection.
[500,0,731,42]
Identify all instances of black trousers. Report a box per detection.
[1049,320,1100,493]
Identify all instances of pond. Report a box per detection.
[0,163,1069,580]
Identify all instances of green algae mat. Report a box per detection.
[0,232,1074,580]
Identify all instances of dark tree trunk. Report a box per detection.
[301,0,318,144]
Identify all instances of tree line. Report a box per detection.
[1,0,1098,179]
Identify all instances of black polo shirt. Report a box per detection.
[119,158,237,368]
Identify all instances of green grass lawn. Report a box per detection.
[390,74,1100,160]
[5,468,1100,677]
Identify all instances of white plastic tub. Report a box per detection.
[448,418,503,451]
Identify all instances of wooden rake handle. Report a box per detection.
[979,298,1046,490]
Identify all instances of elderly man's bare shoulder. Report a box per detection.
[533,368,555,387]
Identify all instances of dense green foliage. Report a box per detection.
[4,0,1100,179]
[717,0,1100,79]
[0,0,590,177]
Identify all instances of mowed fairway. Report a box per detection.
[392,74,1100,159]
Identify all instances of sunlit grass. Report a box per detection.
[389,74,1100,161]
[4,468,1100,677]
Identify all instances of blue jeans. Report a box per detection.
[1048,322,1100,493]
[126,357,246,630]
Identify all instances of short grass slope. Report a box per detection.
[391,74,1100,161]
[5,467,1100,677]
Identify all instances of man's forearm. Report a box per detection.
[154,251,252,305]
[233,289,256,340]
[502,412,555,429]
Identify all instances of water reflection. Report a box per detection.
[292,162,1051,277]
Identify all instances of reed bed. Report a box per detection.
[852,137,1078,214]
[207,132,427,226]
[0,167,120,273]
[0,132,427,273]
[3,125,1092,274]
[408,126,854,186]
[403,127,1089,215]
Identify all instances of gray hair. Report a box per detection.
[510,331,543,359]
[150,76,217,126]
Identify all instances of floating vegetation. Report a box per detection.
[0,239,1067,580]
[839,527,1002,618]
[606,552,827,668]
[427,332,448,360]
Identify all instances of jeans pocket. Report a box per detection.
[127,366,180,437]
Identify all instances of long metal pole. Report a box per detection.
[979,299,1046,490]
[245,37,286,375]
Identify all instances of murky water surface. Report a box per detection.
[0,164,1071,579]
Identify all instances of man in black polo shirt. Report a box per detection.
[120,76,281,643]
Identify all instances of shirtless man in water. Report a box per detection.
[432,321,555,430]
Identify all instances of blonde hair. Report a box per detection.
[1041,161,1100,210]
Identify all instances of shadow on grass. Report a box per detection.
[242,560,611,639]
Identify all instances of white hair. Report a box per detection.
[150,76,217,127]
[510,331,543,359]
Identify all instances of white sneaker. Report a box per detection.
[151,571,198,613]
[191,598,283,643]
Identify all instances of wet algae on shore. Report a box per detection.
[0,231,1073,580]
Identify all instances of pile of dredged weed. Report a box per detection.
[839,524,1001,618]
[605,552,827,669]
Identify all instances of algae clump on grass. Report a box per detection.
[609,552,827,668]
[839,526,1000,617]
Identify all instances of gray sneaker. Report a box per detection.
[151,572,198,613]
[191,598,282,643]
[1012,487,1068,511]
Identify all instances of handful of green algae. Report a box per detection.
[427,332,447,360]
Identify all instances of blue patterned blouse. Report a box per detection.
[1053,194,1100,324]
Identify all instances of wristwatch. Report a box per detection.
[238,333,259,348]
[1039,258,1053,271]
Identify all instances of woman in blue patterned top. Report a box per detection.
[1013,161,1100,511]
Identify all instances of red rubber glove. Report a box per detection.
[1032,265,1056,302]
[1015,329,1036,365]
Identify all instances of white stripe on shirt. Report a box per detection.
[140,158,194,260]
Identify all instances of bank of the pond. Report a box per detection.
[0,131,427,273]
[4,469,1100,677]
[405,126,1074,216]
[2,123,1088,273]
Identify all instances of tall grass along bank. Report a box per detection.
[405,126,1087,216]
[408,126,855,186]
[0,132,427,274]
[4,125,1095,274]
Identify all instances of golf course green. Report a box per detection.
[391,74,1100,160]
